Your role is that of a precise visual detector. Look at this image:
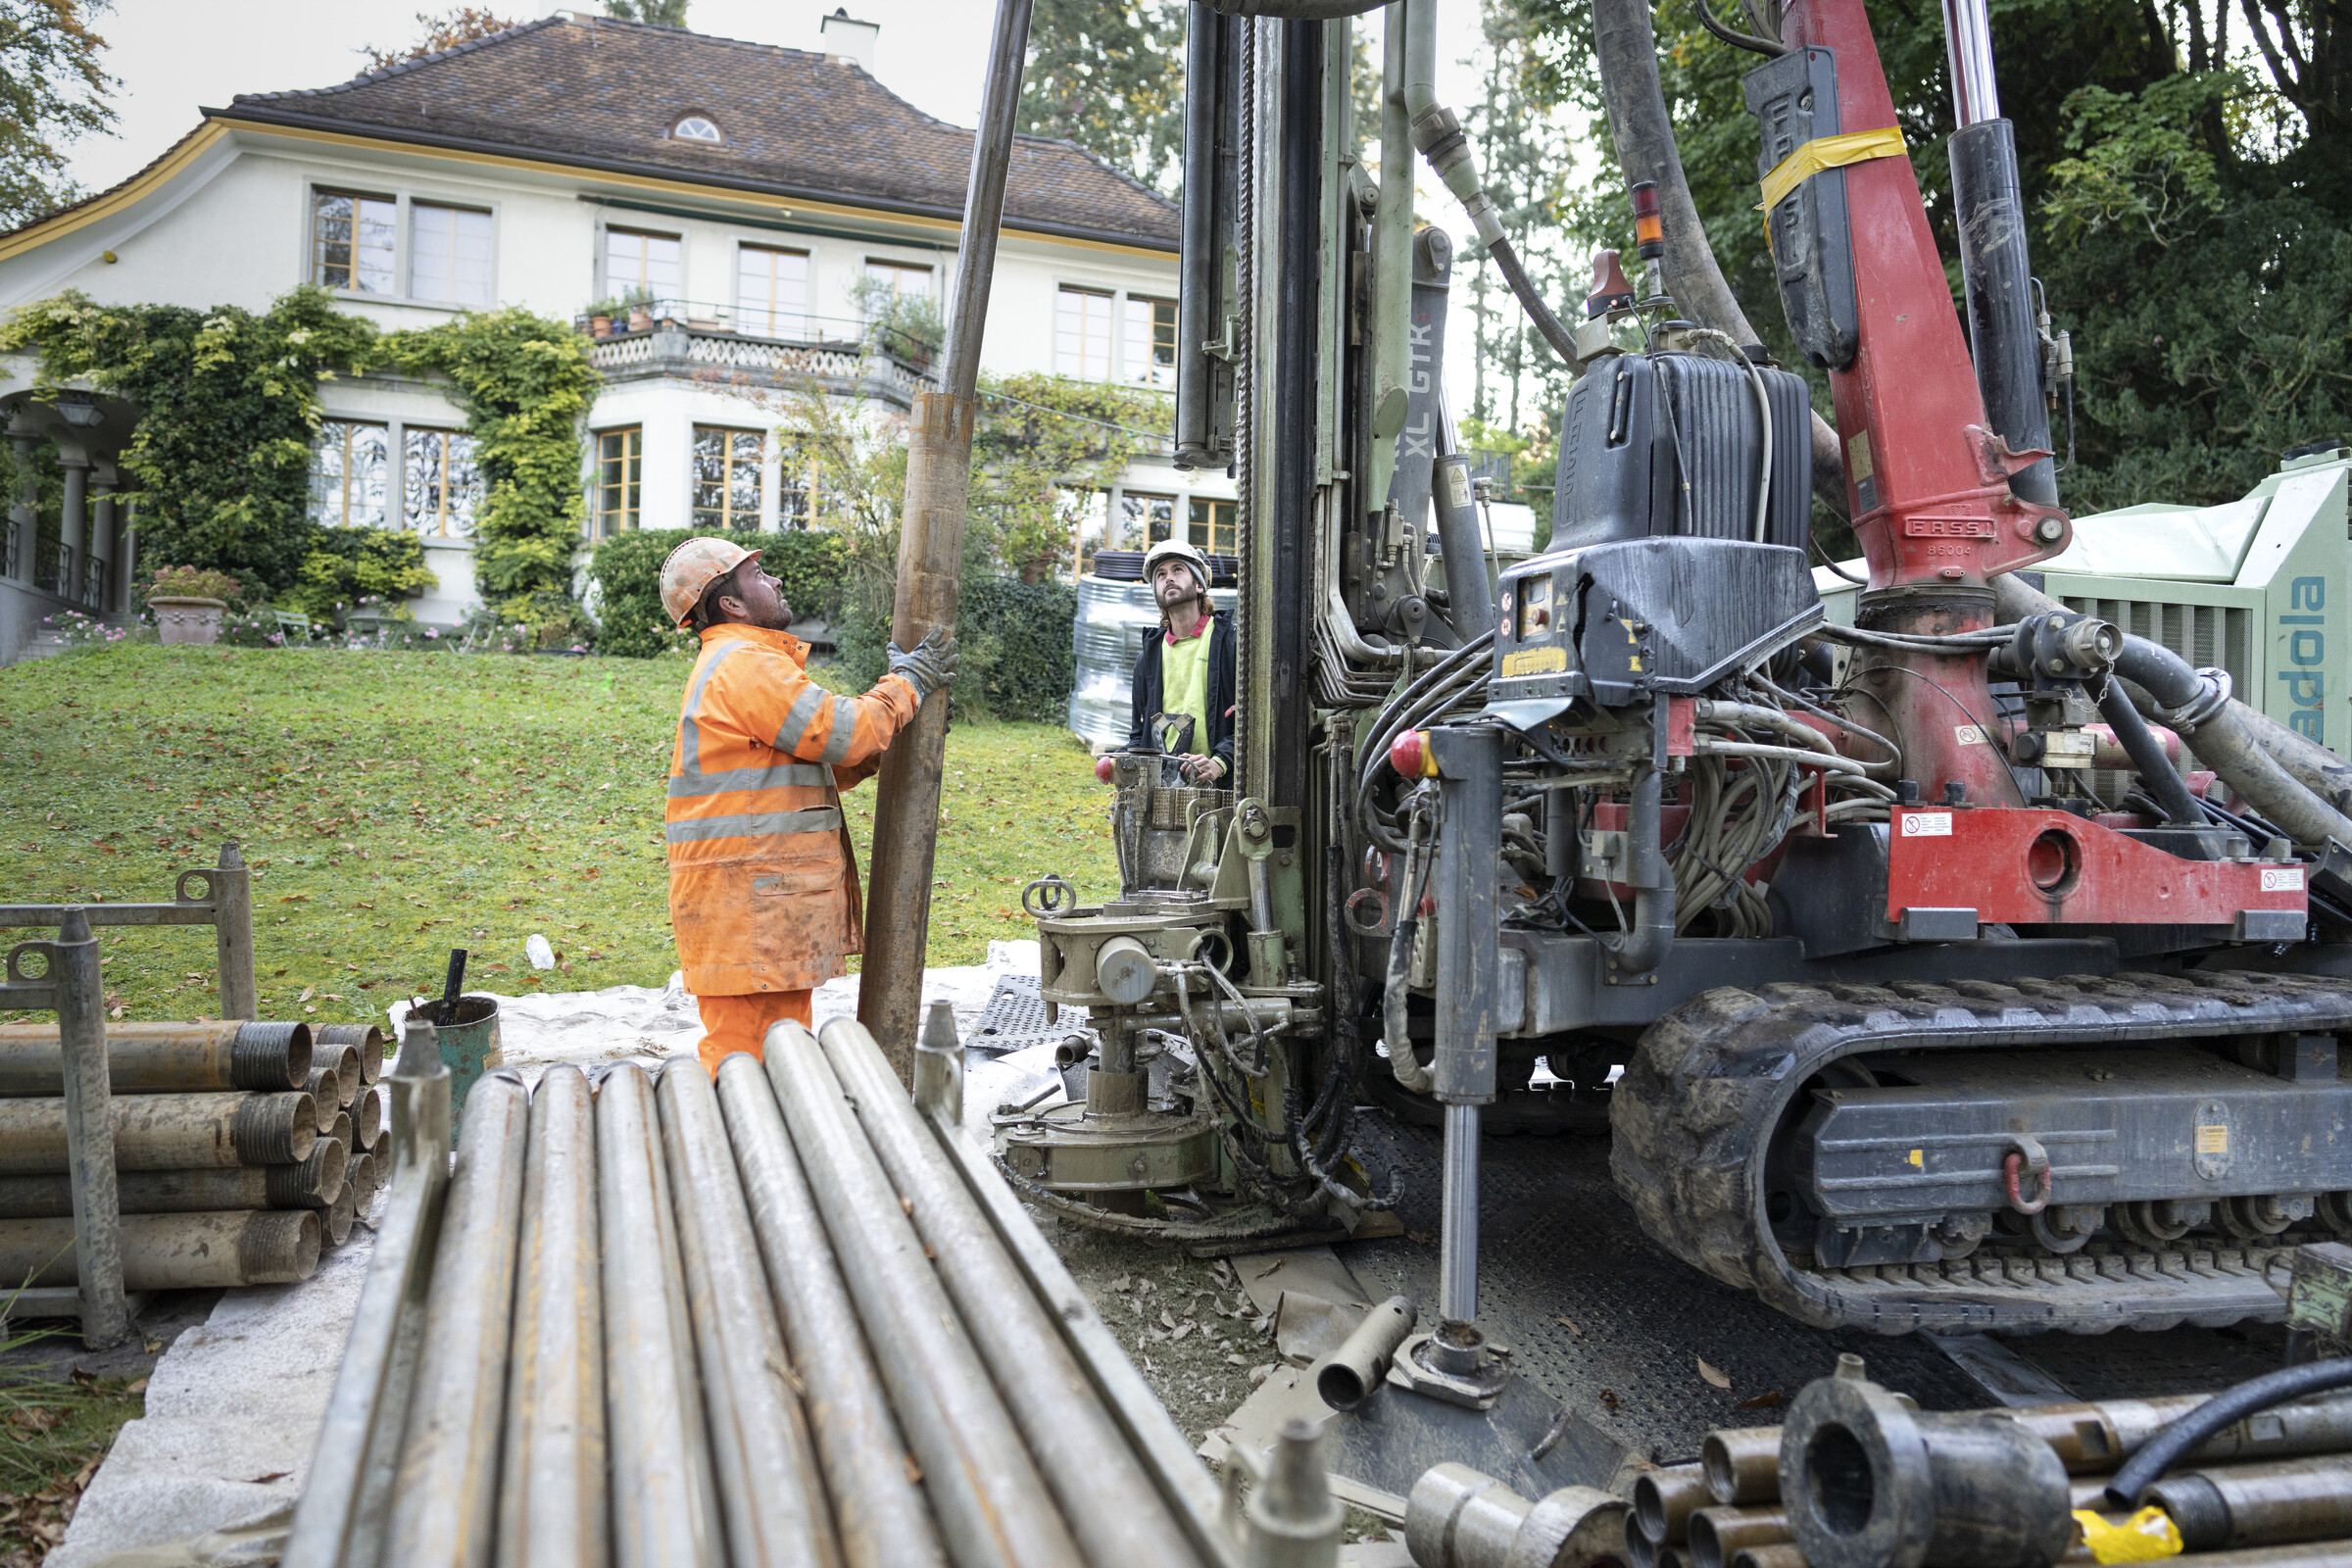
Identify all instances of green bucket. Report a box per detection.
[427,994,504,1140]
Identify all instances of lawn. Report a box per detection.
[0,644,1120,1027]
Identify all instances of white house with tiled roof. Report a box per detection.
[0,10,1235,653]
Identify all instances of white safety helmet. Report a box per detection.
[1143,537,1211,593]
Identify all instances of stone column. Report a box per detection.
[91,467,117,612]
[57,445,88,604]
[6,415,36,584]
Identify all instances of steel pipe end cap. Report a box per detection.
[1780,1375,1934,1568]
[1096,937,1157,1006]
[1504,1486,1630,1568]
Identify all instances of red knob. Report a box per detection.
[1094,754,1115,783]
[1390,729,1427,778]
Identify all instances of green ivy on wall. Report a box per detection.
[0,286,598,623]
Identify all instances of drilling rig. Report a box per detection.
[1008,0,2352,1380]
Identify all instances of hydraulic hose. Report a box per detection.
[1994,572,2352,849]
[2094,681,2203,827]
[1384,811,1437,1095]
[2106,1360,2352,1509]
[1400,1,1580,367]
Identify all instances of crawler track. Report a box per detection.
[1611,970,2352,1335]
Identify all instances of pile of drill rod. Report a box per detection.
[316,1015,1227,1568]
[0,1020,384,1290]
[1630,1361,2352,1568]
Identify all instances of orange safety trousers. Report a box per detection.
[696,989,812,1075]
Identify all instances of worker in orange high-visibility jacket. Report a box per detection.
[658,537,958,1074]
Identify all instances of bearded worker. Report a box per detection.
[1125,538,1234,784]
[658,537,958,1073]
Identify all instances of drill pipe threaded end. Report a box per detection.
[236,1208,320,1285]
[230,1021,311,1092]
[228,1094,318,1166]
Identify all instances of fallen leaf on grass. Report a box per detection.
[1698,1357,1732,1390]
[5,1408,61,1433]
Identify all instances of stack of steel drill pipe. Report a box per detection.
[814,1015,1203,1568]
[381,1070,529,1565]
[499,1064,606,1568]
[0,1140,346,1217]
[763,1022,1083,1568]
[715,1051,944,1568]
[0,1019,310,1094]
[314,1024,386,1088]
[0,1208,320,1289]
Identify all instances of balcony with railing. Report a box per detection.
[582,305,938,410]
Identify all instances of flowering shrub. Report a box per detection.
[141,564,243,608]
[41,610,146,648]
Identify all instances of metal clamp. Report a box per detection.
[1021,875,1078,918]
[2002,1135,2052,1215]
[1344,886,1390,936]
[2155,666,2233,734]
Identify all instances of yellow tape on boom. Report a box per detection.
[1755,126,1908,213]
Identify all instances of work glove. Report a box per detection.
[887,627,960,701]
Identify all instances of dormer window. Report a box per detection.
[671,115,722,144]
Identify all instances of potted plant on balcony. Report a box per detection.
[142,564,243,646]
[622,287,657,333]
[586,298,620,338]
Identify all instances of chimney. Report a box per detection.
[819,7,879,74]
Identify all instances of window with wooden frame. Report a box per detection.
[692,425,764,532]
[403,428,480,538]
[310,421,392,529]
[313,189,395,293]
[1123,295,1178,387]
[594,427,643,539]
[1189,498,1237,557]
[1119,491,1176,548]
[605,226,683,313]
[1055,285,1115,379]
[860,257,932,309]
[410,202,493,307]
[736,245,811,339]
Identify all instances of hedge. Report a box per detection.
[588,528,849,660]
[834,575,1077,723]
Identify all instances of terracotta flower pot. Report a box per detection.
[627,309,653,332]
[149,596,226,646]
[591,314,612,338]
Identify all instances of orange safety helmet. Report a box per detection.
[660,536,763,627]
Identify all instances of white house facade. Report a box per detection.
[0,10,1236,655]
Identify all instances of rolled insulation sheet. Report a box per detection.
[383,1071,529,1568]
[819,1017,1201,1568]
[657,1060,840,1568]
[0,1019,310,1095]
[596,1062,723,1568]
[0,1143,345,1218]
[351,1084,382,1152]
[763,1023,1083,1568]
[498,1064,608,1568]
[316,1023,387,1087]
[324,1181,356,1248]
[715,1053,943,1568]
[302,1066,343,1134]
[0,1092,315,1173]
[0,1208,318,1288]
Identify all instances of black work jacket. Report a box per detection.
[1125,611,1236,774]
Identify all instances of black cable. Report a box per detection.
[1690,0,1789,55]
[2106,1360,2352,1508]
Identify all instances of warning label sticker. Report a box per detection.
[2196,1124,2230,1155]
[2263,867,2307,892]
[1954,724,1988,746]
[1900,812,1954,838]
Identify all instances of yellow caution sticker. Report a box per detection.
[1501,646,1568,677]
[2074,1507,2183,1563]
[2196,1124,2229,1155]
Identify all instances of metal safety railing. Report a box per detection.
[0,843,260,1348]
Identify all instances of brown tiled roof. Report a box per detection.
[214,15,1177,251]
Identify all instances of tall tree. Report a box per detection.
[0,0,116,230]
[361,8,526,72]
[604,0,688,24]
[1509,0,2352,514]
[1017,1,1187,194]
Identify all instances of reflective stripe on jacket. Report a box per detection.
[665,624,918,995]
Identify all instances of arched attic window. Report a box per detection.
[671,115,723,144]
